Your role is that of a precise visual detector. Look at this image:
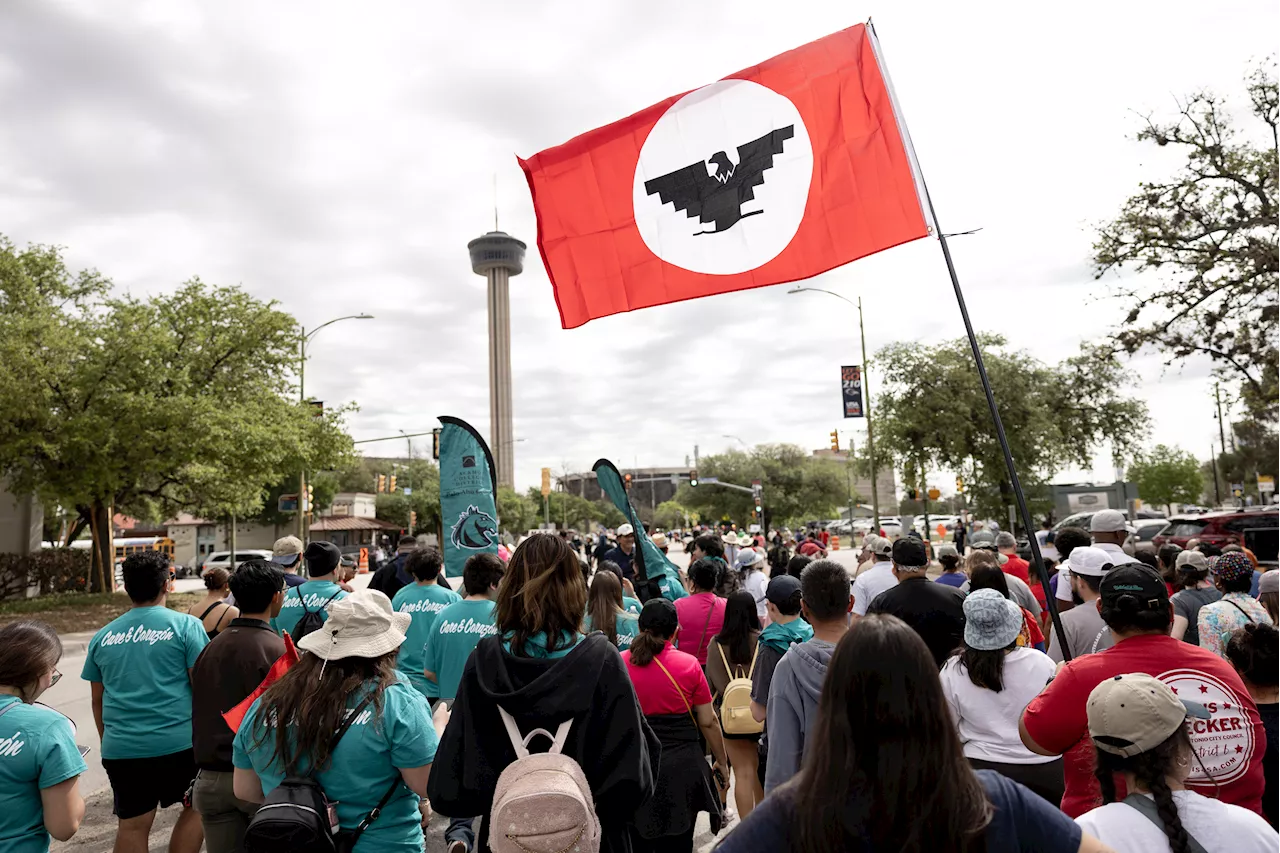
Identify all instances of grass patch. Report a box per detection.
[0,591,204,635]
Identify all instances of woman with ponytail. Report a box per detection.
[1076,672,1277,851]
[623,599,728,852]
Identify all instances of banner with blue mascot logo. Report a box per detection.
[593,458,688,603]
[439,416,501,580]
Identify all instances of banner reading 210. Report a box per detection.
[438,416,501,579]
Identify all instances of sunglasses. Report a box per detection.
[50,669,62,687]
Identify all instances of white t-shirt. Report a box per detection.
[743,569,768,622]
[939,647,1058,765]
[1075,790,1277,853]
[851,562,897,616]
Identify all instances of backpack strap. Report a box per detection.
[497,706,573,759]
[1121,794,1210,853]
[653,657,697,729]
[295,586,314,617]
[745,642,760,680]
[716,641,732,680]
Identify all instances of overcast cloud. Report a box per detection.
[1,0,1275,495]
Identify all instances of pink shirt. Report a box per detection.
[674,592,725,665]
[622,643,713,716]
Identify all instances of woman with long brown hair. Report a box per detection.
[705,590,763,819]
[232,589,437,853]
[428,533,658,853]
[717,614,1114,853]
[0,620,86,852]
[586,570,640,650]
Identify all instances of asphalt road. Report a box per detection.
[46,545,868,851]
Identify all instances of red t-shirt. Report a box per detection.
[797,541,822,557]
[622,643,712,716]
[673,592,726,665]
[1022,633,1266,818]
[819,530,831,546]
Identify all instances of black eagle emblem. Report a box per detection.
[643,125,794,236]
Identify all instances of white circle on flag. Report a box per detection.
[633,79,812,275]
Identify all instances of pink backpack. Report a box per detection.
[489,707,601,853]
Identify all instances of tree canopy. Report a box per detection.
[1093,62,1278,425]
[0,237,355,586]
[874,335,1149,521]
[674,444,848,528]
[1128,445,1205,512]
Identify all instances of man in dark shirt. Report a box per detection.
[370,534,454,599]
[189,560,286,853]
[868,537,966,667]
[602,523,637,580]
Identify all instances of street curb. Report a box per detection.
[59,631,97,656]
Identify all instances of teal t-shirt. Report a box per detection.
[80,606,208,760]
[585,611,639,651]
[391,582,461,698]
[233,679,437,853]
[0,697,87,853]
[272,580,348,639]
[422,599,497,701]
[502,630,584,659]
[622,595,643,615]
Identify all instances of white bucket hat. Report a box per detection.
[297,588,411,661]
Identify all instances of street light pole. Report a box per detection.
[788,287,881,531]
[297,313,374,539]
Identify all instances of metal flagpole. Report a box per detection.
[867,19,1071,659]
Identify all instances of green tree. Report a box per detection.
[495,487,535,538]
[1128,445,1205,512]
[0,239,354,590]
[675,445,848,528]
[654,500,694,529]
[1093,63,1278,425]
[524,488,605,532]
[874,335,1149,523]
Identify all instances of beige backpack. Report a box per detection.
[490,707,601,853]
[717,642,763,735]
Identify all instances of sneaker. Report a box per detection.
[447,842,469,853]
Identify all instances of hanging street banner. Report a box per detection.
[438,416,501,579]
[520,23,933,328]
[593,459,689,603]
[842,365,864,418]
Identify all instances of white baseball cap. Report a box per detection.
[1066,546,1114,577]
[1090,510,1128,533]
[616,523,634,537]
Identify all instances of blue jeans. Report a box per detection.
[446,815,475,851]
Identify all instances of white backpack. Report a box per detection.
[490,707,601,853]
[717,642,763,735]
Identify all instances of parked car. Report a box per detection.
[913,515,960,535]
[1053,508,1166,533]
[200,549,274,573]
[1151,507,1279,566]
[1132,518,1171,545]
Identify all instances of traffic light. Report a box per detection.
[755,503,763,515]
[690,469,699,487]
[624,473,633,491]
[829,430,840,452]
[389,474,397,492]
[955,475,964,493]
[409,510,417,528]
[432,428,441,460]
[377,474,386,493]
[306,483,314,510]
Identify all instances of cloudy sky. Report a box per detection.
[2,0,1274,495]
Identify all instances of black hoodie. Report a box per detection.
[427,632,659,853]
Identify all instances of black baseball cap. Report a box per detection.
[892,537,929,569]
[1099,563,1168,610]
[303,541,342,576]
[765,574,803,605]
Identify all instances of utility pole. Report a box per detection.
[1210,441,1222,506]
[846,430,857,531]
[858,297,881,532]
[1215,383,1228,457]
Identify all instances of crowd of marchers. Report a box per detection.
[0,514,1277,853]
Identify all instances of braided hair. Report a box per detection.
[1092,726,1194,853]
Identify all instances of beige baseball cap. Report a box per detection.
[1087,673,1209,757]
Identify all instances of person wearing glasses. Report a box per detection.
[0,620,86,853]
[82,551,209,853]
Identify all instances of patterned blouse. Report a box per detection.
[1197,592,1274,658]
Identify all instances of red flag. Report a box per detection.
[520,24,932,329]
[222,632,299,732]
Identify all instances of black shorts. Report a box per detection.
[102,748,197,820]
